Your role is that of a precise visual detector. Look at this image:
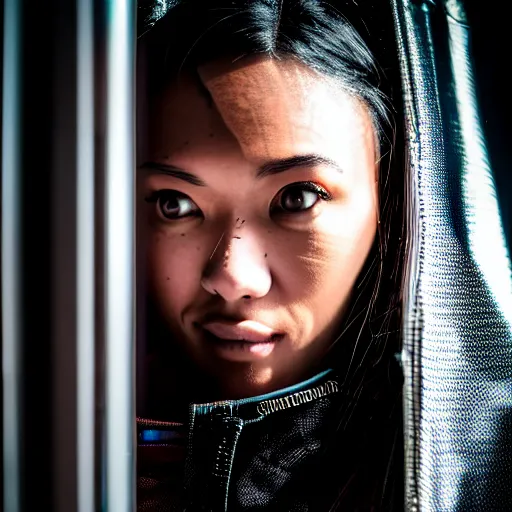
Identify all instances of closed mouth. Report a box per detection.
[201,329,283,358]
[202,330,284,345]
[198,319,283,344]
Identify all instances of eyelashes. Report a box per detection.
[145,190,201,220]
[272,181,332,214]
[144,181,333,221]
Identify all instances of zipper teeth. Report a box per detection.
[403,108,423,512]
[390,0,427,509]
[404,4,445,510]
[402,139,423,512]
[136,417,184,428]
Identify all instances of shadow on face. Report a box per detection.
[138,55,379,400]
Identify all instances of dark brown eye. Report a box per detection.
[280,187,318,212]
[276,182,332,213]
[145,190,199,220]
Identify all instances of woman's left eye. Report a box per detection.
[272,182,332,214]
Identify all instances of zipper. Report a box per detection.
[389,0,437,509]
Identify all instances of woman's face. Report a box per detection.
[139,56,378,399]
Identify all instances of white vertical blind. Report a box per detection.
[104,1,137,510]
[2,0,22,508]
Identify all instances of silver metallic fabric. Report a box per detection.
[391,0,512,510]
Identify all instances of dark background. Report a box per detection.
[465,1,511,250]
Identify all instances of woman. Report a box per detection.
[136,0,406,510]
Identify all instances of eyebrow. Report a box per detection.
[139,153,342,186]
[140,161,207,186]
[256,154,343,178]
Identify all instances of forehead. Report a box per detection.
[149,56,376,166]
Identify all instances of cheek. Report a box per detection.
[324,196,377,280]
[275,198,377,308]
[146,233,202,314]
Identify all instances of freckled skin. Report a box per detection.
[139,56,378,399]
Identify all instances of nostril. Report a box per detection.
[242,295,251,300]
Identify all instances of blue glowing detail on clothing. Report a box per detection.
[140,429,178,442]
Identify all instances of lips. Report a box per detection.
[201,320,280,343]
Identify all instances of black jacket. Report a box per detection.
[138,368,402,511]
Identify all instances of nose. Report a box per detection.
[201,223,272,302]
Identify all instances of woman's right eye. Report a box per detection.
[145,190,200,220]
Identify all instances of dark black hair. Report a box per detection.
[141,0,392,141]
[138,1,406,509]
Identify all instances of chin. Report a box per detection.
[210,363,277,400]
